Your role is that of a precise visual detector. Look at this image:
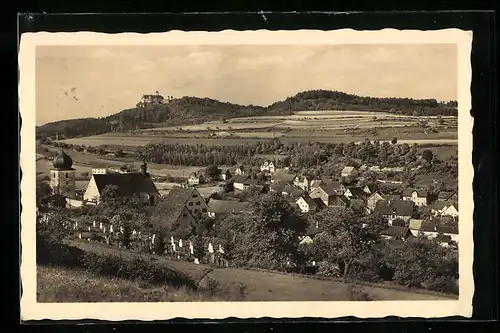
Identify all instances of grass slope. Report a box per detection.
[68,240,454,302]
[37,265,218,302]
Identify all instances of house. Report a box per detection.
[281,184,305,198]
[232,175,250,191]
[408,219,424,236]
[298,226,321,245]
[296,196,324,214]
[151,200,198,239]
[207,199,250,218]
[363,184,378,195]
[442,202,459,217]
[437,191,457,201]
[260,161,276,174]
[293,175,309,192]
[92,168,108,175]
[328,195,350,208]
[243,178,266,190]
[271,169,297,183]
[83,163,159,205]
[344,186,367,200]
[341,166,357,178]
[187,172,204,186]
[309,183,347,207]
[402,188,428,206]
[434,234,455,248]
[381,226,413,241]
[430,201,459,217]
[160,187,209,220]
[415,218,459,243]
[374,199,415,224]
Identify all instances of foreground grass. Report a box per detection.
[37,265,221,303]
[68,240,455,302]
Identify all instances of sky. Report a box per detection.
[35,44,457,126]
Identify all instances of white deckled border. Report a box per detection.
[19,29,474,321]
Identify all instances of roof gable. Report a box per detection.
[92,173,158,197]
[374,199,414,217]
[207,199,250,214]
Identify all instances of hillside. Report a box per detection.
[36,90,458,140]
[269,90,458,116]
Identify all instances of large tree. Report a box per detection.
[310,207,387,279]
[218,192,308,271]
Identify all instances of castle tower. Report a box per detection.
[50,148,76,197]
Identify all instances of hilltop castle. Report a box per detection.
[136,91,174,107]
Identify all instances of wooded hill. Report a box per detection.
[36,90,458,140]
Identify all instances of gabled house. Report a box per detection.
[161,186,209,220]
[344,186,367,200]
[232,175,251,191]
[296,196,324,214]
[341,166,357,178]
[187,172,205,186]
[207,198,250,219]
[374,199,415,224]
[83,167,159,205]
[430,201,459,217]
[367,191,385,212]
[309,182,347,207]
[293,175,310,192]
[260,161,276,174]
[363,183,378,195]
[151,200,199,239]
[402,188,428,206]
[381,226,413,241]
[414,218,459,244]
[271,169,296,184]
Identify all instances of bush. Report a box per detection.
[316,261,341,277]
[80,252,196,289]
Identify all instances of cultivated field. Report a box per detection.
[68,240,454,302]
[58,110,458,148]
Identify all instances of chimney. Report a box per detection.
[140,161,148,177]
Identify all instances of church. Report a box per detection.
[83,161,159,205]
[49,149,76,198]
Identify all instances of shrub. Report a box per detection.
[197,275,221,295]
[316,261,341,277]
[80,252,196,289]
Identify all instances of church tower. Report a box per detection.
[50,149,76,197]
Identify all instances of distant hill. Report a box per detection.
[268,90,458,116]
[36,90,458,140]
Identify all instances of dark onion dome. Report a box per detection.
[52,149,73,170]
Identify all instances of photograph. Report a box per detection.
[20,29,474,320]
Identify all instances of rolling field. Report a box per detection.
[58,110,458,148]
[68,240,455,302]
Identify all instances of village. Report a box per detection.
[37,138,459,275]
